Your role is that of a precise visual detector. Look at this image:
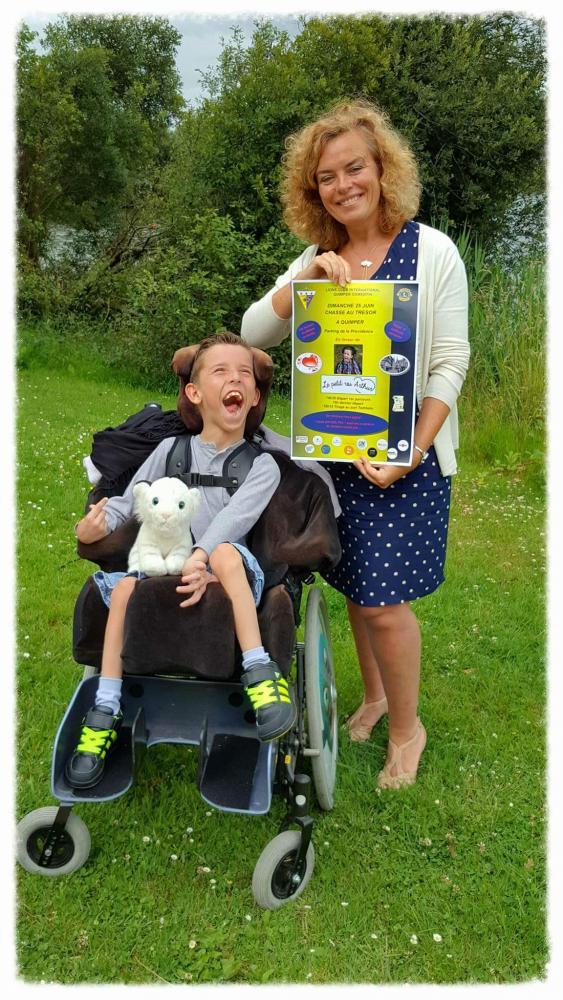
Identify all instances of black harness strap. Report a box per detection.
[165,432,264,496]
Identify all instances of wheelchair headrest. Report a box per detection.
[172,339,274,435]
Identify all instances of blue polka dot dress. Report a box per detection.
[322,221,452,607]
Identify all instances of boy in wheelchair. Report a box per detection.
[66,332,296,789]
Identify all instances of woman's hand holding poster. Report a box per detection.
[291,280,420,465]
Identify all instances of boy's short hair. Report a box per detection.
[190,332,253,383]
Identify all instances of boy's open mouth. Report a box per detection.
[222,389,244,414]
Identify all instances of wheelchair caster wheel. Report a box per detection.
[16,807,91,876]
[252,831,315,910]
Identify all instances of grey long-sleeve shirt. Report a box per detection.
[102,435,280,557]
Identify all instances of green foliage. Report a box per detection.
[16,15,184,261]
[16,12,545,408]
[171,14,545,245]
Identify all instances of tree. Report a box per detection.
[167,14,545,246]
[16,15,184,262]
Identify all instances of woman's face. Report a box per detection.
[316,130,381,230]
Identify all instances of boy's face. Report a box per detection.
[185,344,260,435]
[343,349,353,362]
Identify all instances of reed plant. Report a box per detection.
[457,237,545,475]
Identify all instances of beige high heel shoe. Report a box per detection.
[377,719,426,790]
[346,696,388,742]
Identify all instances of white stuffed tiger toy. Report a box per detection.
[127,477,201,576]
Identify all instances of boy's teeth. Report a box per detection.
[224,391,243,407]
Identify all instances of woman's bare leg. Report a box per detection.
[346,597,387,701]
[345,598,388,737]
[352,600,426,780]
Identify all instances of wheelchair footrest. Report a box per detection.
[199,734,261,811]
[51,707,146,804]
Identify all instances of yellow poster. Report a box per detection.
[291,280,419,464]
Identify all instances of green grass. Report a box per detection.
[16,368,546,984]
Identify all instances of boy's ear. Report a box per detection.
[185,382,201,404]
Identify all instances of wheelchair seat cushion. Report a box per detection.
[73,576,295,680]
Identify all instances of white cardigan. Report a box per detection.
[241,222,470,476]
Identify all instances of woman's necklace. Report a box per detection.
[347,239,387,278]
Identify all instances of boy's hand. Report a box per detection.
[74,497,110,543]
[177,550,216,608]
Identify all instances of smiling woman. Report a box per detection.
[241,99,470,791]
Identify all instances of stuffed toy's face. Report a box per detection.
[133,478,201,533]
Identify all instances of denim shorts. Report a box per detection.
[93,542,265,609]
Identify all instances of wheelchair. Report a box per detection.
[16,344,342,910]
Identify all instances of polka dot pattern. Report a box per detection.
[321,220,452,607]
[323,449,451,606]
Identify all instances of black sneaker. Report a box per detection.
[241,660,297,742]
[65,705,123,789]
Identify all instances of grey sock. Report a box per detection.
[95,677,122,715]
[242,646,270,671]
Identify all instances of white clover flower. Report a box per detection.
[170,854,178,861]
[186,827,193,833]
[382,825,390,832]
[370,934,378,940]
[433,933,443,942]
[159,917,164,925]
[142,836,151,844]
[341,901,349,907]
[209,878,216,884]
[189,939,197,949]
[245,914,252,922]
[410,934,418,945]
[205,811,212,816]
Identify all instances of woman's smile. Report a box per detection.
[316,130,382,228]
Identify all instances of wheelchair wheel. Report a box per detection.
[16,807,91,877]
[252,831,315,910]
[304,588,337,810]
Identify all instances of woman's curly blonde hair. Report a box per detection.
[280,99,421,250]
